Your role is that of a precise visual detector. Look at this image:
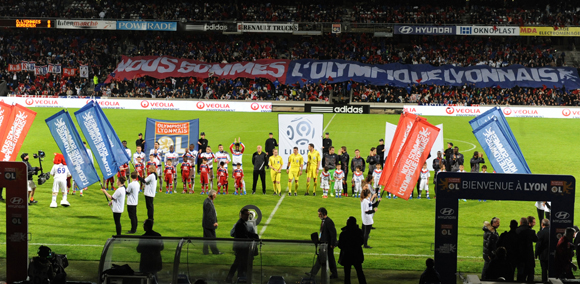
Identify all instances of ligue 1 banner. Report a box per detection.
[144,118,199,163]
[108,56,580,90]
[0,104,37,161]
[403,105,580,119]
[278,114,323,169]
[2,97,272,113]
[45,110,100,188]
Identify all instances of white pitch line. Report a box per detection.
[0,243,104,247]
[259,192,286,238]
[447,138,477,152]
[322,113,337,133]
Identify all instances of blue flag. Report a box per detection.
[74,102,118,180]
[472,117,530,174]
[45,110,100,188]
[469,107,531,173]
[94,102,131,166]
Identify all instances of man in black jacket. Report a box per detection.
[350,149,365,195]
[22,153,39,205]
[322,132,332,155]
[264,132,278,169]
[515,217,537,282]
[197,132,208,173]
[309,207,338,279]
[322,147,339,196]
[365,147,379,176]
[482,217,500,280]
[252,146,268,194]
[443,142,454,172]
[535,218,550,283]
[226,208,260,283]
[202,190,222,255]
[135,133,145,150]
[338,146,350,196]
[376,139,385,167]
[497,220,519,281]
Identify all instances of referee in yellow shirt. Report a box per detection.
[286,147,304,196]
[268,149,284,196]
[306,143,321,196]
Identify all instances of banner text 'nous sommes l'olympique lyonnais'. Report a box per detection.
[108,56,580,90]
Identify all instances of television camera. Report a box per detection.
[32,150,50,185]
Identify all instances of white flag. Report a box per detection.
[80,65,89,78]
[278,114,323,169]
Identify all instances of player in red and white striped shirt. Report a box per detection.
[164,160,176,194]
[200,146,215,191]
[233,163,245,195]
[181,156,194,194]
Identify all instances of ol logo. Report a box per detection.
[555,211,570,219]
[440,208,455,216]
[286,117,316,146]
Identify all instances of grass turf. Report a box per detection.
[0,108,579,276]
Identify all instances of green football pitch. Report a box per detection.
[1,108,579,275]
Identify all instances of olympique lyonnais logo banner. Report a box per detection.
[108,56,580,90]
[384,119,440,200]
[45,110,100,188]
[380,113,424,186]
[278,114,323,168]
[0,104,37,161]
[145,118,199,163]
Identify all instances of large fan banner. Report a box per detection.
[108,56,580,89]
[45,110,100,188]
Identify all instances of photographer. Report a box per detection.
[22,153,40,205]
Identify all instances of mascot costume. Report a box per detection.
[50,153,71,208]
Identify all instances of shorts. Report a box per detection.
[182,172,191,182]
[306,167,317,178]
[164,175,173,183]
[218,177,228,186]
[27,180,36,192]
[320,180,329,189]
[270,170,281,183]
[334,181,343,190]
[288,169,300,181]
[200,174,209,184]
[354,183,362,192]
[52,180,66,193]
[235,179,243,189]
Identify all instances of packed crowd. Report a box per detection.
[1,29,573,105]
[0,0,578,26]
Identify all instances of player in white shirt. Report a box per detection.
[352,167,364,198]
[229,138,246,192]
[372,164,383,196]
[320,167,331,198]
[200,146,216,190]
[185,143,198,188]
[133,146,146,165]
[333,164,345,198]
[50,154,71,208]
[122,140,133,179]
[457,164,466,202]
[214,144,231,169]
[149,141,165,188]
[418,163,430,199]
[126,172,140,234]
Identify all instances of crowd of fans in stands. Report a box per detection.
[0,0,578,26]
[0,29,572,105]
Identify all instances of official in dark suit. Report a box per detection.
[202,190,222,255]
[535,219,550,283]
[515,217,537,282]
[309,207,338,279]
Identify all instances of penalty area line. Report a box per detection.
[322,113,337,133]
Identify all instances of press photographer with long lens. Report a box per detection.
[21,151,51,205]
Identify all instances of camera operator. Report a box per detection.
[22,153,39,205]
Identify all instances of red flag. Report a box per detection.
[0,101,14,138]
[384,119,440,200]
[493,25,498,31]
[0,104,37,161]
[379,113,425,186]
[301,78,307,83]
[542,85,547,90]
[328,76,334,81]
[416,78,422,83]
[63,68,77,77]
[8,64,21,72]
[554,26,559,31]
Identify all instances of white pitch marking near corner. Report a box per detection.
[259,191,287,238]
[446,138,477,152]
[322,113,337,133]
